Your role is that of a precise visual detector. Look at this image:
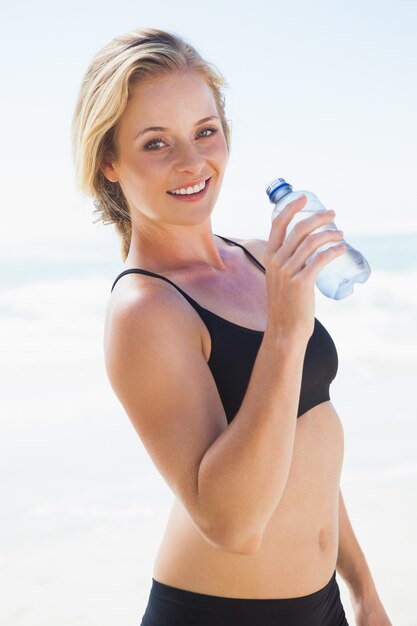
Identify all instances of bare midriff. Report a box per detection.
[152,400,344,599]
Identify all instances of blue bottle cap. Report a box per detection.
[265,178,293,202]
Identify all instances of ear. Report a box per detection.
[100,154,119,183]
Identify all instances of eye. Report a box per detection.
[144,137,166,151]
[197,126,218,138]
[143,126,219,151]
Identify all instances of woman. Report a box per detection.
[71,27,392,626]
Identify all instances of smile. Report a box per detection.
[168,178,209,195]
[167,177,211,201]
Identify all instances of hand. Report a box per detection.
[352,595,393,626]
[264,194,346,342]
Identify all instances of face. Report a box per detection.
[101,70,229,228]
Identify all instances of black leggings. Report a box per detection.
[140,570,349,625]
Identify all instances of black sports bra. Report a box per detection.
[110,234,339,423]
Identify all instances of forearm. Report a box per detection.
[337,488,379,602]
[197,332,307,553]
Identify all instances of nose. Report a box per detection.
[174,141,205,175]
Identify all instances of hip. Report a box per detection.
[140,570,349,626]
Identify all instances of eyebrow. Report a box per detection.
[134,116,220,140]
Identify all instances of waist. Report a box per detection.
[149,570,337,614]
[153,500,339,598]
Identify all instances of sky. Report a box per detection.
[1,0,416,264]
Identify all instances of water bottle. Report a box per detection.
[265,178,371,300]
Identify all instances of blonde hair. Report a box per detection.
[71,27,231,261]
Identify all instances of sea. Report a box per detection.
[1,231,416,625]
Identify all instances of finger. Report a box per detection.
[266,195,308,257]
[300,242,347,280]
[281,210,335,258]
[285,229,344,274]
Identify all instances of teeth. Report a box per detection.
[170,179,207,195]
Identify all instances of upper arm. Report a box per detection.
[103,284,229,543]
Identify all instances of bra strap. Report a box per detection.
[110,268,202,312]
[214,234,265,272]
[110,234,265,294]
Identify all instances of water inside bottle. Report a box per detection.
[315,244,371,299]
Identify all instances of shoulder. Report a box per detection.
[243,238,268,266]
[106,274,200,336]
[222,236,267,268]
[104,273,203,362]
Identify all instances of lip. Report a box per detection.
[167,177,211,201]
